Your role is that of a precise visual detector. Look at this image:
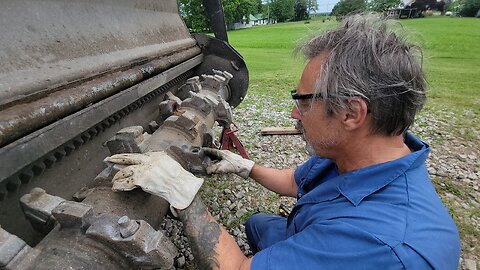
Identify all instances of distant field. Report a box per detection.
[227,17,480,130]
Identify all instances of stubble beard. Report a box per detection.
[295,120,340,157]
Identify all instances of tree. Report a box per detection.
[331,0,367,17]
[271,0,295,22]
[223,0,242,25]
[368,0,401,12]
[179,0,210,32]
[459,0,480,16]
[306,0,319,14]
[255,0,264,14]
[294,0,309,20]
[294,0,319,20]
[239,0,261,21]
[179,0,260,32]
[408,0,446,13]
[223,0,259,25]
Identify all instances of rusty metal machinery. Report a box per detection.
[0,0,249,269]
[1,70,240,269]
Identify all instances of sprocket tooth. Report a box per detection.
[54,149,67,161]
[18,170,34,184]
[81,133,91,142]
[0,187,6,201]
[43,155,56,168]
[32,163,46,176]
[16,169,34,184]
[6,177,21,192]
[64,143,75,156]
[73,137,85,148]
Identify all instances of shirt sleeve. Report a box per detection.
[250,220,402,270]
[293,156,322,188]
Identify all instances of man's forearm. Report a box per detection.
[249,165,297,197]
[178,195,251,270]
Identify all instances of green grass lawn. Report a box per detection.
[228,17,480,140]
[402,18,480,109]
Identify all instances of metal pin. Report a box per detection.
[118,216,139,238]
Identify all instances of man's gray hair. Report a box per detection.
[302,13,427,136]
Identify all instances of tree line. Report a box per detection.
[179,0,318,32]
[331,0,479,18]
[180,0,479,33]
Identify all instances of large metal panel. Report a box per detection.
[0,0,194,107]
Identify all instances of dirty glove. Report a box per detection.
[202,148,254,179]
[105,151,203,210]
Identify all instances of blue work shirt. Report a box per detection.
[251,133,460,269]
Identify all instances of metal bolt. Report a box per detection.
[118,216,139,238]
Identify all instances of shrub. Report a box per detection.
[459,0,480,17]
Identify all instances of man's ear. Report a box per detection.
[341,98,369,131]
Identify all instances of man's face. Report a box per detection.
[291,52,345,157]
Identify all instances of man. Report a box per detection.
[108,14,460,269]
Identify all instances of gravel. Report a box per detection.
[160,94,479,269]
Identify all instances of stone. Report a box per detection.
[439,169,449,177]
[165,219,173,231]
[457,153,468,161]
[468,173,478,180]
[235,192,245,199]
[171,227,179,237]
[462,179,472,185]
[176,256,186,268]
[445,193,456,199]
[462,259,477,270]
[236,209,247,218]
[237,239,245,247]
[470,199,480,208]
[211,201,220,211]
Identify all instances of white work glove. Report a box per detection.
[105,151,203,210]
[202,148,254,179]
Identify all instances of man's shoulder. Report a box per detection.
[252,220,407,270]
[295,170,460,269]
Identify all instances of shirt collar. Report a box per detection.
[337,132,430,206]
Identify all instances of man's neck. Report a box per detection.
[333,134,411,174]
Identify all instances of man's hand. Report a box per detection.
[105,151,203,210]
[202,148,255,179]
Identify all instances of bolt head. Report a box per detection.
[118,216,130,227]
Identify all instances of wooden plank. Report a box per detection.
[260,127,302,136]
